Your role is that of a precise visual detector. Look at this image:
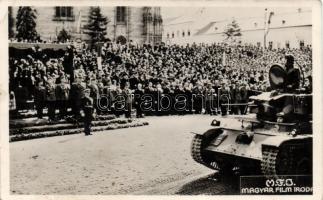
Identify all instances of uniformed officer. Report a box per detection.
[278,54,301,122]
[134,83,144,118]
[81,89,95,136]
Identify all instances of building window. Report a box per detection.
[172,33,174,38]
[167,33,169,39]
[116,7,126,23]
[282,20,286,25]
[182,31,185,37]
[188,30,190,36]
[254,22,258,27]
[257,42,261,47]
[177,30,179,37]
[285,41,290,49]
[54,7,74,21]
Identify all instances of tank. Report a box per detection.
[191,63,312,178]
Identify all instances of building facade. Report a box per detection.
[163,8,311,49]
[11,6,163,45]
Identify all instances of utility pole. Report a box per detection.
[264,8,274,49]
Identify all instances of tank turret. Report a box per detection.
[249,63,311,123]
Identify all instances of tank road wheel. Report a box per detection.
[276,144,312,176]
[261,143,312,178]
[191,134,220,170]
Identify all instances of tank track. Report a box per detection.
[261,143,310,178]
[261,145,280,178]
[191,134,220,170]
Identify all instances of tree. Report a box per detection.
[16,6,38,41]
[84,7,109,44]
[57,28,71,43]
[8,7,15,38]
[223,19,242,43]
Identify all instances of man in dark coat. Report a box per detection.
[284,54,301,92]
[56,77,70,120]
[123,82,133,118]
[70,77,85,120]
[46,78,57,121]
[134,83,144,118]
[81,89,95,136]
[34,81,47,119]
[218,83,230,116]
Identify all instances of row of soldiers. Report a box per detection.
[30,74,253,121]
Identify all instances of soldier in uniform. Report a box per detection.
[70,76,85,120]
[278,54,301,122]
[284,54,301,92]
[34,81,47,119]
[134,83,144,118]
[46,78,57,121]
[205,83,216,115]
[218,83,230,116]
[81,89,95,136]
[56,76,70,120]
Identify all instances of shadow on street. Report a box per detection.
[175,172,240,195]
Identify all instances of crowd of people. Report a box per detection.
[9,41,312,121]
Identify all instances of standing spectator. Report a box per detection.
[134,83,144,118]
[70,76,85,120]
[14,82,29,112]
[239,83,249,115]
[219,83,230,116]
[34,81,47,119]
[123,82,133,118]
[56,76,70,120]
[46,78,57,121]
[205,83,217,115]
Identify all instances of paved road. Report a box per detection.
[10,115,240,195]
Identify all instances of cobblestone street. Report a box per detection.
[10,115,240,195]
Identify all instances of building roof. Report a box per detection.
[163,8,312,36]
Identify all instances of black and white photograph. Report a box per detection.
[1,0,322,198]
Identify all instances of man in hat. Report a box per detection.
[81,88,95,136]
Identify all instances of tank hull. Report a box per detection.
[191,121,312,177]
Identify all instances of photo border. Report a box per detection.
[0,0,321,200]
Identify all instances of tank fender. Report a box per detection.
[262,135,312,148]
[191,128,223,138]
